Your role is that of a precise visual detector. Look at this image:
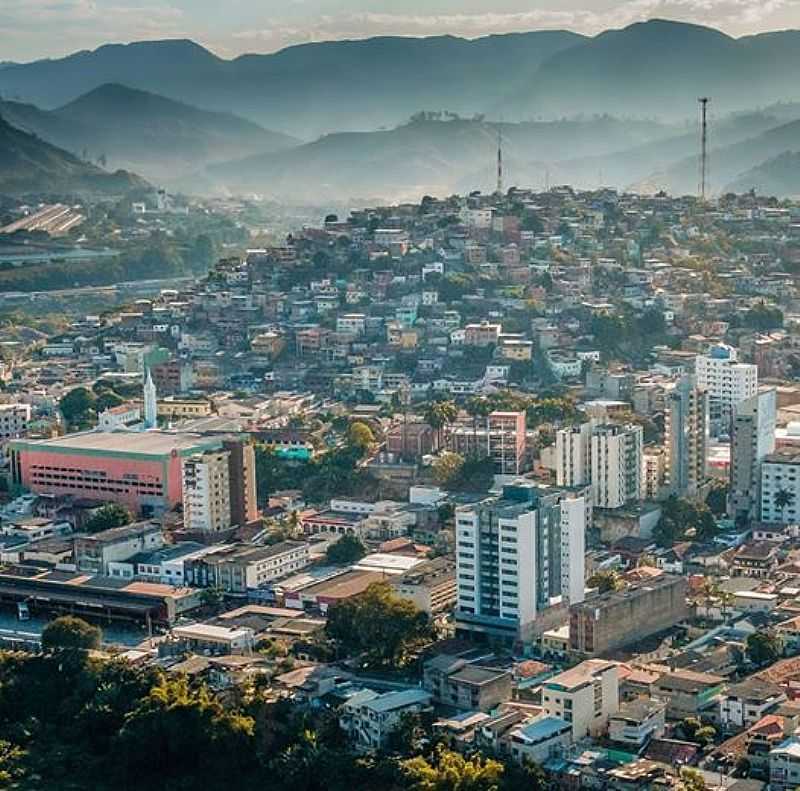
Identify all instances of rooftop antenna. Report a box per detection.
[496,125,504,195]
[698,97,710,201]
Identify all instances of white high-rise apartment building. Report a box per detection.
[182,449,232,533]
[665,374,709,498]
[760,448,800,525]
[729,388,776,522]
[590,424,643,509]
[556,422,592,487]
[455,482,586,644]
[556,421,642,510]
[695,344,757,436]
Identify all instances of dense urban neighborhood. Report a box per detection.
[1,182,800,790]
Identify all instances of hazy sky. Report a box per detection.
[4,0,800,61]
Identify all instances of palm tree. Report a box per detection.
[423,399,458,450]
[774,488,796,522]
[438,400,459,448]
[423,401,445,450]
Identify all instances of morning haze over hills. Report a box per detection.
[4,18,800,199]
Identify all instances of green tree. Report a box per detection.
[705,481,728,517]
[384,711,433,756]
[677,716,716,747]
[94,389,125,412]
[326,582,430,667]
[84,503,133,534]
[348,421,375,454]
[432,452,464,486]
[401,744,504,791]
[0,740,24,786]
[41,616,102,653]
[678,767,707,790]
[114,675,256,786]
[747,630,784,666]
[465,396,491,444]
[59,386,96,427]
[423,400,458,449]
[587,570,625,594]
[326,534,367,565]
[654,496,718,546]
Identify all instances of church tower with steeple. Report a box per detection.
[143,367,157,430]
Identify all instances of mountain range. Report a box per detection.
[4,20,800,199]
[3,21,800,138]
[0,83,296,183]
[0,32,584,139]
[501,20,800,121]
[205,115,678,202]
[0,115,145,195]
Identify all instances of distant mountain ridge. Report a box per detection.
[0,32,585,137]
[205,115,679,202]
[0,83,297,184]
[0,114,146,195]
[4,21,800,138]
[727,152,800,195]
[6,20,800,198]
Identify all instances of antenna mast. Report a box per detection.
[698,97,710,201]
[496,126,504,195]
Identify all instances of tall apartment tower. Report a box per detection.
[590,424,643,509]
[455,482,586,645]
[665,374,709,498]
[556,422,592,487]
[695,343,757,437]
[729,388,776,523]
[182,449,232,533]
[556,421,642,509]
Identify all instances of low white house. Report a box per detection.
[339,688,432,752]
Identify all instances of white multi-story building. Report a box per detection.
[730,388,776,523]
[556,421,642,509]
[560,495,586,606]
[182,449,232,533]
[695,344,758,436]
[455,482,586,644]
[542,660,620,741]
[760,448,800,525]
[556,422,592,488]
[665,374,709,498]
[339,688,432,752]
[769,736,800,791]
[506,716,573,765]
[590,424,643,509]
[0,403,31,441]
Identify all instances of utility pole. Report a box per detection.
[698,97,710,201]
[496,126,504,195]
